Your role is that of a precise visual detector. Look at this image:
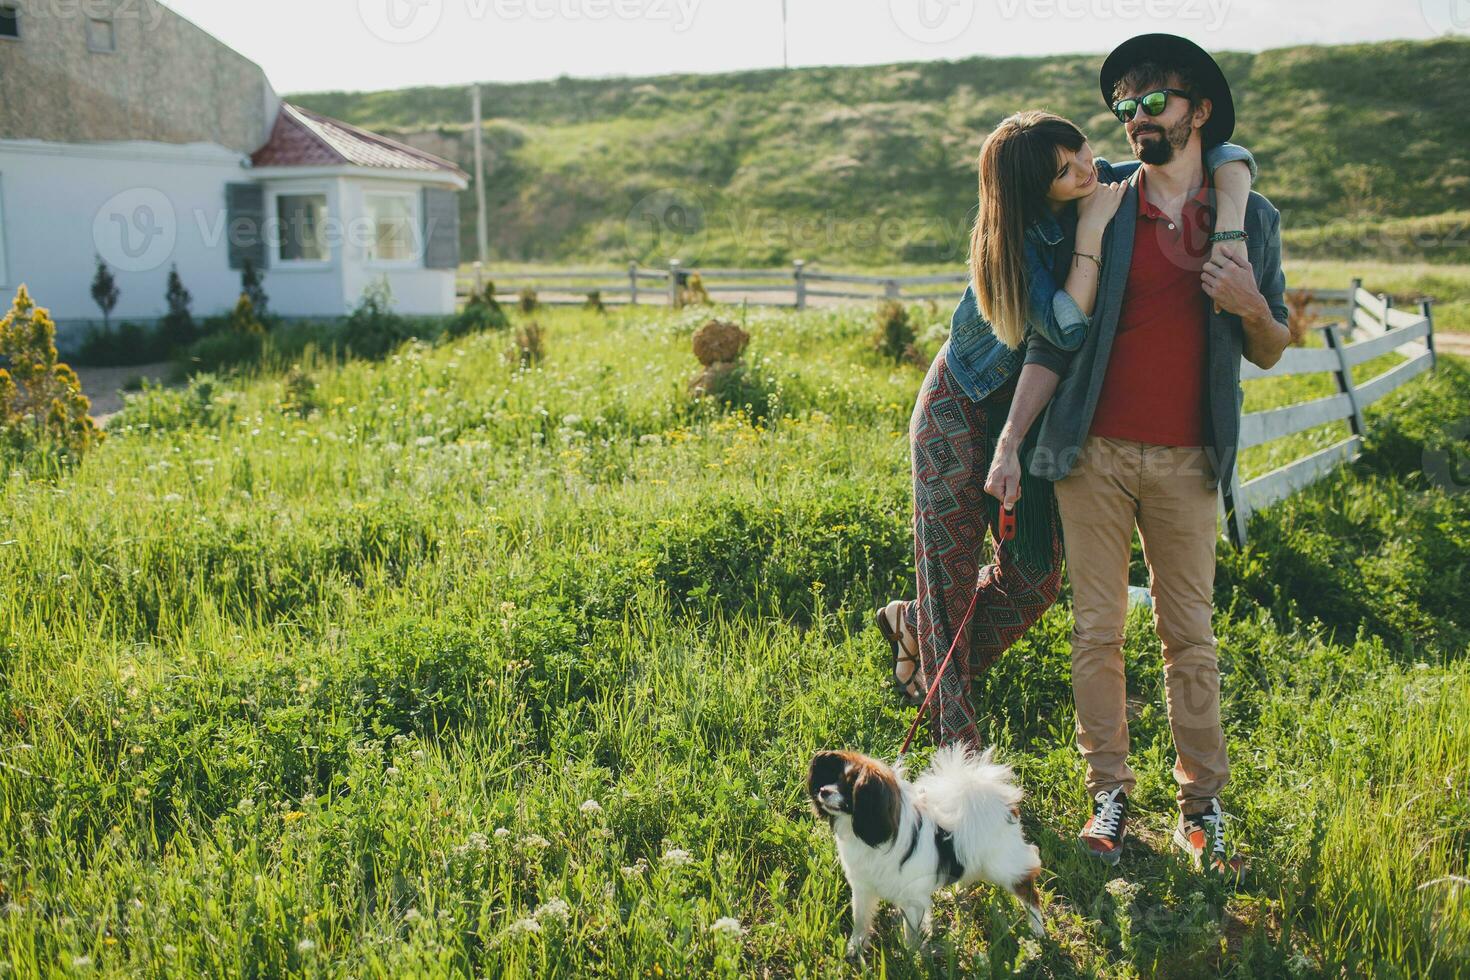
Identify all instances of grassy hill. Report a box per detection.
[2,299,1467,974]
[290,38,1470,267]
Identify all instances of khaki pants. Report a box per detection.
[1054,436,1227,812]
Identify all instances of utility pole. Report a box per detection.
[471,84,488,267]
[781,0,788,70]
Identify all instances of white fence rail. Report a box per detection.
[1222,281,1436,548]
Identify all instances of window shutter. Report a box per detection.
[225,183,267,270]
[421,187,460,269]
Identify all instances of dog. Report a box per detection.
[807,745,1044,958]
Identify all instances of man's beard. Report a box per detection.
[1132,112,1193,165]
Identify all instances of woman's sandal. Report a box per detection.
[875,600,926,707]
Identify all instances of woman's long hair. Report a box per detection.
[968,111,1087,350]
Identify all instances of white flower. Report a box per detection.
[562,414,582,427]
[506,917,541,936]
[1017,937,1042,962]
[522,834,551,849]
[661,848,693,867]
[71,954,93,968]
[162,493,182,503]
[533,898,571,925]
[296,939,316,953]
[403,908,423,924]
[493,827,511,840]
[620,859,648,878]
[579,799,603,815]
[638,434,662,446]
[710,916,745,937]
[1104,878,1141,902]
[415,435,436,447]
[162,944,177,956]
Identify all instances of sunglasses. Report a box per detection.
[1110,88,1191,124]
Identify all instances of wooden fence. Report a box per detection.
[462,264,1437,548]
[1222,279,1436,547]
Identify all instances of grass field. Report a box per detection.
[1,304,1467,976]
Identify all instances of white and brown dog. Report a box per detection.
[807,745,1044,958]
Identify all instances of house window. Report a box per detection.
[0,4,20,40]
[86,17,114,52]
[364,193,415,262]
[276,193,328,262]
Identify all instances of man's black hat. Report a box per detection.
[1100,33,1235,147]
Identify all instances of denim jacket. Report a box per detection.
[942,142,1258,402]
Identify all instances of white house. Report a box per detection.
[0,0,467,351]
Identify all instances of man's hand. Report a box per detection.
[985,443,1023,508]
[1202,250,1267,319]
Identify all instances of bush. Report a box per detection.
[518,286,539,313]
[74,320,167,367]
[344,279,414,360]
[112,372,230,433]
[178,328,265,376]
[871,299,923,365]
[0,285,104,463]
[447,282,509,339]
[158,264,198,353]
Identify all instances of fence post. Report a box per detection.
[793,259,806,310]
[1422,298,1437,369]
[1346,276,1362,338]
[473,260,483,297]
[628,261,639,306]
[885,279,900,301]
[1324,322,1366,439]
[668,258,682,309]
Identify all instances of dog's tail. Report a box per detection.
[914,743,1024,824]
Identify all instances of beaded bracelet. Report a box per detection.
[1208,230,1248,243]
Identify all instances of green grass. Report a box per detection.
[292,38,1470,267]
[1,304,1467,976]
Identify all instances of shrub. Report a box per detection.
[90,255,119,330]
[158,264,198,352]
[241,258,269,318]
[178,327,264,376]
[228,294,264,335]
[585,289,606,313]
[680,272,711,306]
[74,320,166,367]
[112,372,230,432]
[281,366,319,418]
[518,286,539,313]
[447,282,509,339]
[0,285,105,462]
[871,299,922,364]
[344,278,413,360]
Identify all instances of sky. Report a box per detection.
[158,0,1468,95]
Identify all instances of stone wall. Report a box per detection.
[0,0,276,154]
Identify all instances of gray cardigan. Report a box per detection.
[1021,166,1290,492]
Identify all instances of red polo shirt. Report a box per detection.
[1089,169,1215,447]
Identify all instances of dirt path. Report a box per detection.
[72,361,180,427]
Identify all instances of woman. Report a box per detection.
[874,110,1255,748]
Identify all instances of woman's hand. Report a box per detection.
[1076,180,1127,235]
[984,442,1023,508]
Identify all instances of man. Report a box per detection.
[985,33,1291,873]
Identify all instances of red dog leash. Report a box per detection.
[896,502,1016,764]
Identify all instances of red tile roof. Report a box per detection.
[250,103,466,178]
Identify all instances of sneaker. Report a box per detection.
[1174,799,1244,876]
[1079,788,1129,865]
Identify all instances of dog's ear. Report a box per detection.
[850,762,900,847]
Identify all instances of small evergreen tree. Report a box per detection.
[90,255,119,330]
[241,258,269,316]
[159,263,196,352]
[0,285,104,461]
[228,294,264,335]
